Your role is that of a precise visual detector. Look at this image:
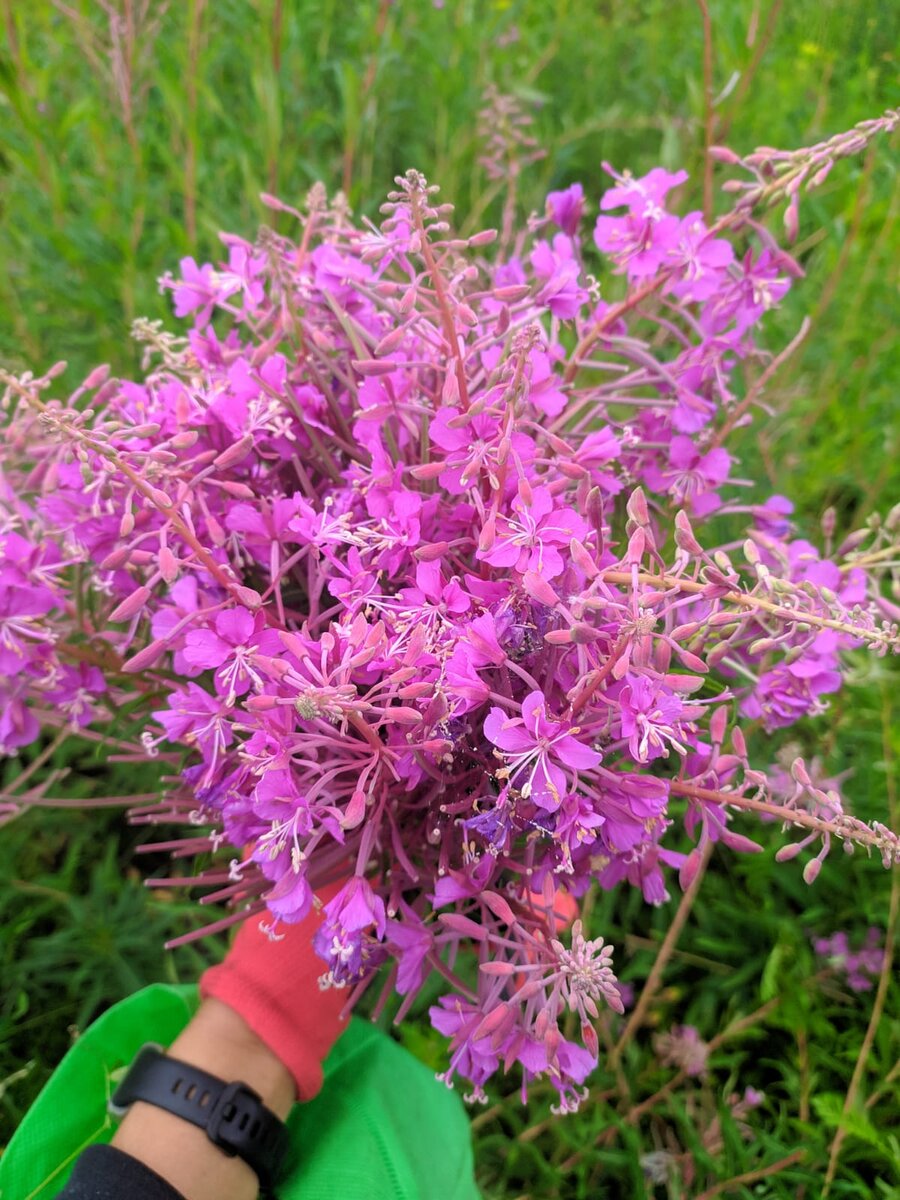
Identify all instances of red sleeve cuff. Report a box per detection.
[200,880,349,1102]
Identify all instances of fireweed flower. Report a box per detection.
[642,435,732,516]
[599,164,689,213]
[477,484,589,579]
[530,234,590,318]
[428,405,533,493]
[485,691,602,811]
[616,675,695,763]
[313,876,388,987]
[183,607,283,706]
[545,182,585,236]
[3,119,900,1104]
[594,207,681,281]
[667,212,735,302]
[0,582,58,674]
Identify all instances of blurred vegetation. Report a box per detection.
[1,1,898,1195]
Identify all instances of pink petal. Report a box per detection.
[182,629,230,669]
[530,759,567,812]
[215,606,255,645]
[554,734,602,770]
[485,708,534,754]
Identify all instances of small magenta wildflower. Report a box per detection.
[485,692,602,811]
[813,928,885,991]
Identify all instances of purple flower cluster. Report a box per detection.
[655,1024,709,1077]
[814,928,885,992]
[2,136,899,1108]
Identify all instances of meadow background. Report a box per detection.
[1,1,898,1196]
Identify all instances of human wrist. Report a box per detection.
[166,997,296,1119]
[111,998,295,1200]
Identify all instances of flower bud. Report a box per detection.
[802,857,822,885]
[439,913,488,940]
[409,462,445,481]
[441,369,460,406]
[784,195,799,243]
[374,326,408,356]
[468,228,498,247]
[708,611,741,627]
[720,830,764,854]
[478,512,496,553]
[585,487,604,529]
[674,509,703,554]
[522,570,559,607]
[675,647,708,673]
[122,638,167,673]
[234,585,262,608]
[482,890,516,925]
[479,961,519,976]
[398,681,434,700]
[626,487,649,527]
[569,538,599,579]
[671,622,700,642]
[708,145,741,164]
[748,637,777,656]
[219,481,255,499]
[352,358,397,376]
[158,545,179,584]
[213,434,254,468]
[625,527,646,564]
[82,363,111,389]
[109,585,152,623]
[205,511,226,545]
[571,622,602,645]
[710,706,728,745]
[790,757,812,787]
[679,849,703,891]
[474,1003,514,1041]
[415,540,450,560]
[581,1020,599,1058]
[492,284,531,302]
[387,706,423,724]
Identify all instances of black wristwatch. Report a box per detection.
[110,1044,292,1196]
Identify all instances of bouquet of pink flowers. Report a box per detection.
[2,112,898,1113]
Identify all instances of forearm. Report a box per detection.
[112,997,295,1200]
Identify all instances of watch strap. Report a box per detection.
[111,1044,291,1195]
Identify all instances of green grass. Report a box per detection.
[1,2,898,1196]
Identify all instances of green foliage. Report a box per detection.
[0,0,897,1194]
[0,806,222,1141]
